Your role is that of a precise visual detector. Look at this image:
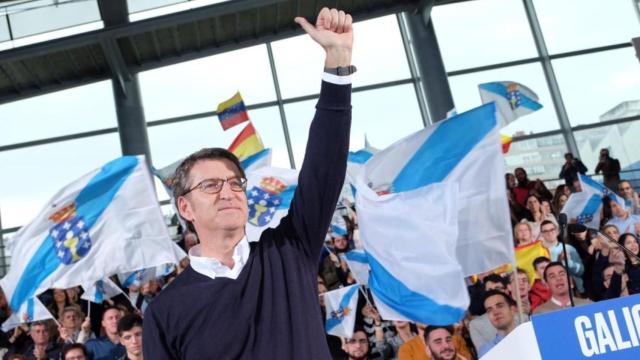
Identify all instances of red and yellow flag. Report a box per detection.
[228,122,264,161]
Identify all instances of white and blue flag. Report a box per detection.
[240,148,272,171]
[245,166,298,242]
[356,179,467,325]
[345,148,377,197]
[1,297,52,331]
[324,284,360,338]
[561,174,626,228]
[479,81,542,127]
[81,278,123,304]
[362,103,514,276]
[341,250,369,286]
[0,156,184,316]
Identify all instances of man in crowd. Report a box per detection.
[343,328,370,360]
[618,180,640,215]
[58,306,93,344]
[513,168,535,206]
[606,196,640,235]
[529,256,551,312]
[24,321,61,360]
[85,306,125,360]
[61,345,88,360]
[143,7,354,359]
[320,234,351,290]
[469,274,509,350]
[478,290,518,357]
[61,344,89,360]
[559,152,587,190]
[508,268,531,314]
[534,262,591,314]
[539,220,584,293]
[595,148,621,190]
[423,326,465,360]
[117,314,143,360]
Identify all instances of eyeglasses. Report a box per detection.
[346,338,369,345]
[541,228,556,234]
[182,177,247,196]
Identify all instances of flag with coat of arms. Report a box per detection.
[324,284,360,338]
[479,81,542,127]
[0,155,184,325]
[244,166,298,242]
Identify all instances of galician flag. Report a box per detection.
[479,81,542,127]
[81,278,123,304]
[244,166,298,242]
[324,284,360,338]
[0,156,184,317]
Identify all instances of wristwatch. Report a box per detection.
[324,65,357,76]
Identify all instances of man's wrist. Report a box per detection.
[324,47,352,68]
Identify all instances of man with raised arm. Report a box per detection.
[143,7,353,359]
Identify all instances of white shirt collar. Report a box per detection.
[188,236,250,280]
[550,296,571,307]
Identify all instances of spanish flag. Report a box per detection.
[515,240,550,284]
[501,134,512,154]
[228,122,264,161]
[217,91,249,130]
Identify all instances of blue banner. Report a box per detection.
[532,294,640,359]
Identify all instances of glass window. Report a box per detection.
[0,80,117,146]
[574,122,640,177]
[504,133,567,181]
[553,48,640,127]
[139,44,276,121]
[7,0,101,39]
[272,15,411,99]
[285,84,424,168]
[534,0,640,54]
[0,16,10,42]
[148,106,288,170]
[432,0,537,72]
[448,62,558,135]
[0,133,122,229]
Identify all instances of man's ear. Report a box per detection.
[177,196,193,223]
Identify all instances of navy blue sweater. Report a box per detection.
[143,81,351,359]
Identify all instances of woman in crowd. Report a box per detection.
[618,233,640,294]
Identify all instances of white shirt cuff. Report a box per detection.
[322,72,353,85]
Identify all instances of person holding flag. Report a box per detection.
[143,7,354,359]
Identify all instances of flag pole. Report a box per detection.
[357,285,373,308]
[510,265,525,321]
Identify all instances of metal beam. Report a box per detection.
[99,38,131,94]
[522,0,579,156]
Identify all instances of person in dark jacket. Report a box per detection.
[559,152,587,190]
[143,7,354,359]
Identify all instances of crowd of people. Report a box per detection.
[0,3,636,358]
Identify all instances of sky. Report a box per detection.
[0,0,639,230]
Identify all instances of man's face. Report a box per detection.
[425,328,456,360]
[546,265,569,297]
[30,324,49,346]
[62,310,78,329]
[515,169,526,183]
[535,261,550,280]
[344,330,369,360]
[515,224,533,245]
[120,326,143,357]
[484,295,515,332]
[333,236,348,251]
[565,154,573,162]
[178,159,248,236]
[601,150,609,158]
[540,224,558,244]
[64,348,87,360]
[618,182,634,199]
[102,309,123,336]
[511,272,530,296]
